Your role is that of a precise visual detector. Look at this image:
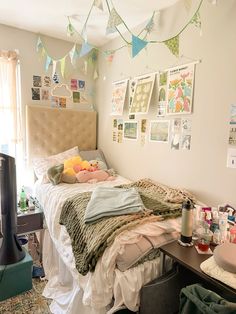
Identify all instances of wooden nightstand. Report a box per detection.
[17,207,44,235]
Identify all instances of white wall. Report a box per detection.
[96,0,236,207]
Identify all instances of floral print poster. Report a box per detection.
[111,79,128,115]
[166,63,195,115]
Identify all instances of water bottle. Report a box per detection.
[180,200,193,246]
[20,187,27,211]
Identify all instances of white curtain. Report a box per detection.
[0,50,23,187]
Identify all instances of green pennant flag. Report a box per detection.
[191,11,201,29]
[93,0,103,11]
[164,36,179,57]
[132,35,148,58]
[106,8,123,34]
[60,57,66,78]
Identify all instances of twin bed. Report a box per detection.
[26,105,192,314]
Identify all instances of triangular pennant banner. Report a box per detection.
[67,22,75,37]
[132,35,148,58]
[60,57,66,78]
[36,37,43,52]
[191,11,201,29]
[69,45,76,65]
[82,27,88,43]
[106,8,123,34]
[93,0,103,11]
[52,60,57,78]
[45,55,52,72]
[164,36,179,57]
[145,15,154,33]
[184,0,192,11]
[41,47,46,58]
[79,42,93,57]
[93,68,99,80]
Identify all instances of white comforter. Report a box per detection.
[35,176,181,313]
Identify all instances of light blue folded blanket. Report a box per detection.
[84,186,145,224]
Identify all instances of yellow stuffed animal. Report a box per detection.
[62,155,91,183]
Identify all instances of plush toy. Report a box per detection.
[89,159,107,171]
[76,170,115,184]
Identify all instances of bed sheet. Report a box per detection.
[35,176,181,313]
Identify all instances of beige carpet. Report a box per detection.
[0,278,51,314]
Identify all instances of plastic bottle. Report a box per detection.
[20,187,27,211]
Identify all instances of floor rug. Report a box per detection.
[0,278,50,314]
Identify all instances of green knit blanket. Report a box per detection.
[59,179,195,275]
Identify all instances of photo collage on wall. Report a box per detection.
[110,62,195,150]
[112,118,124,143]
[31,74,87,108]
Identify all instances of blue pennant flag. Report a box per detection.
[36,37,43,52]
[79,42,93,58]
[45,55,52,72]
[132,35,148,58]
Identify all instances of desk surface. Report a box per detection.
[160,240,236,297]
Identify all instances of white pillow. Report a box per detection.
[32,146,79,183]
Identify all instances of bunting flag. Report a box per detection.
[191,11,201,29]
[93,68,99,80]
[45,55,52,72]
[80,42,93,57]
[60,57,66,78]
[52,60,57,77]
[81,27,88,43]
[164,36,179,57]
[104,50,115,63]
[69,45,76,64]
[36,37,43,52]
[145,14,155,33]
[93,0,103,11]
[67,21,75,37]
[184,0,192,11]
[83,60,88,75]
[132,35,148,58]
[106,8,123,34]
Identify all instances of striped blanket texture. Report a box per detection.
[59,179,196,275]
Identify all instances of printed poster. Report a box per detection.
[43,76,51,87]
[167,63,195,115]
[157,71,168,116]
[129,78,138,108]
[33,75,42,87]
[149,120,169,143]
[229,126,236,145]
[73,91,80,103]
[59,97,66,108]
[171,118,181,150]
[129,74,155,114]
[124,121,138,140]
[71,79,78,90]
[117,119,123,143]
[41,89,49,101]
[78,80,85,90]
[31,88,40,100]
[181,134,191,150]
[111,79,128,115]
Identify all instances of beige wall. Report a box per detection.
[96,0,236,207]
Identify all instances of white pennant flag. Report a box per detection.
[93,0,103,11]
[52,60,57,77]
[93,69,99,80]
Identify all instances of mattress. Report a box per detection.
[35,176,181,313]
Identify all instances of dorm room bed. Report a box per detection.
[26,105,194,314]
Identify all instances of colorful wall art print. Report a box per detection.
[157,71,168,116]
[111,79,128,115]
[130,74,155,114]
[149,120,170,143]
[71,79,78,91]
[166,63,195,115]
[123,121,138,140]
[33,75,42,87]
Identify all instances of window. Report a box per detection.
[0,50,23,187]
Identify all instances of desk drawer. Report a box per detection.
[17,213,43,234]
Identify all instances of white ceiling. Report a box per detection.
[0,0,179,46]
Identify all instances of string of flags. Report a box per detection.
[36,0,217,77]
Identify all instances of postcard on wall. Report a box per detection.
[41,89,49,101]
[73,91,80,103]
[123,121,138,140]
[31,88,40,100]
[71,79,78,91]
[113,119,117,128]
[172,118,182,133]
[78,80,85,90]
[181,134,191,150]
[43,76,51,87]
[157,71,168,116]
[53,72,60,84]
[51,96,59,108]
[112,131,117,142]
[166,63,195,115]
[230,104,236,124]
[33,75,42,87]
[117,119,123,131]
[117,131,123,143]
[226,148,236,168]
[59,97,66,108]
[111,79,128,115]
[182,119,192,134]
[229,126,236,145]
[129,74,155,114]
[141,119,147,133]
[129,114,135,120]
[171,133,180,150]
[149,120,169,143]
[129,78,138,108]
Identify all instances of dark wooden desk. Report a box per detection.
[160,240,236,301]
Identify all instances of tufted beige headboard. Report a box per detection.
[26,105,97,161]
